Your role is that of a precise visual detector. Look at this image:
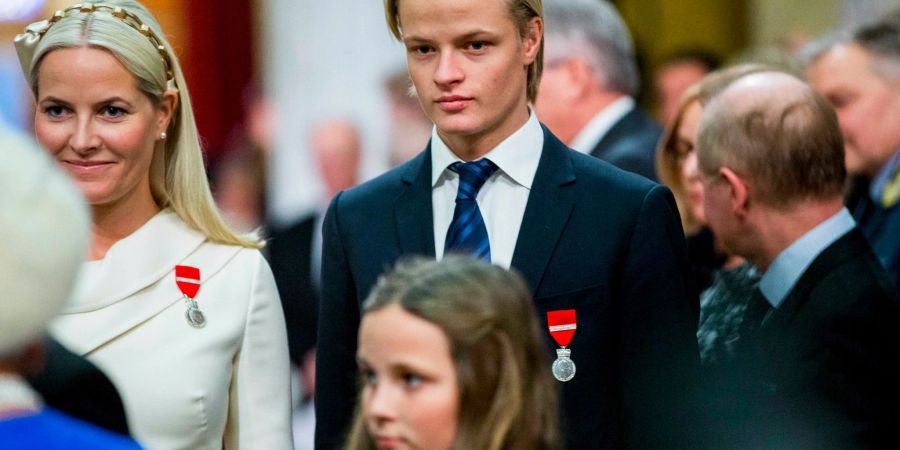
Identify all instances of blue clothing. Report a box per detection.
[0,408,142,450]
[848,178,900,289]
[759,208,855,308]
[869,151,900,203]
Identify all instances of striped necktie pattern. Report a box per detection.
[444,159,499,261]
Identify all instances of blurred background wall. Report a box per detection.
[1,0,899,226]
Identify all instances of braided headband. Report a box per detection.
[13,2,175,85]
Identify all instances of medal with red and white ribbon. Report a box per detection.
[547,309,576,382]
[175,265,206,328]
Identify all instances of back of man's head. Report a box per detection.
[0,125,89,359]
[698,72,846,208]
[542,0,638,96]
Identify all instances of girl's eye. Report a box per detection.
[363,369,377,386]
[403,373,422,389]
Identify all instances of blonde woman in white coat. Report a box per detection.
[14,1,293,449]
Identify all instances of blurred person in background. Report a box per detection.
[697,70,900,448]
[345,257,560,450]
[384,70,433,166]
[653,49,721,124]
[0,123,140,449]
[536,0,661,180]
[267,118,361,450]
[14,1,292,448]
[806,21,900,289]
[656,64,771,367]
[316,0,700,448]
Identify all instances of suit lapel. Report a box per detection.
[395,146,436,257]
[590,108,636,159]
[763,229,869,331]
[511,127,576,295]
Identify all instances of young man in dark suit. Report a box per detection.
[535,0,661,181]
[315,0,700,448]
[697,71,900,447]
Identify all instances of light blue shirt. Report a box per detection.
[870,150,900,202]
[758,208,856,309]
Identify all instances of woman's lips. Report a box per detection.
[436,95,472,112]
[62,160,114,175]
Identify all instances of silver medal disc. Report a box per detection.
[185,302,206,328]
[552,348,576,382]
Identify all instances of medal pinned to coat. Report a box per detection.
[175,265,206,328]
[547,309,576,382]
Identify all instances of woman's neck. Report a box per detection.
[89,197,161,260]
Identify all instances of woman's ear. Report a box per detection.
[156,89,179,136]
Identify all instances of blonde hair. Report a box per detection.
[24,0,261,248]
[384,0,544,103]
[345,256,560,450]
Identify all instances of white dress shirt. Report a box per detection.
[431,112,543,268]
[569,96,635,154]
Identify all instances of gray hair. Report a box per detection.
[542,0,639,96]
[803,21,900,82]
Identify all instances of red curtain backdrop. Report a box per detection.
[183,0,255,163]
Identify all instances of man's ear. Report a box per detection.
[521,17,543,65]
[720,167,749,217]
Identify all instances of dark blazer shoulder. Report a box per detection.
[336,148,429,210]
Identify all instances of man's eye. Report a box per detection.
[468,41,487,51]
[412,46,434,55]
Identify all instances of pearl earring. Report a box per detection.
[159,131,167,140]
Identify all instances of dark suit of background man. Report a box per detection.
[534,0,662,181]
[696,71,900,448]
[807,21,900,289]
[315,0,700,449]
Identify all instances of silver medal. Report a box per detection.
[185,298,206,328]
[552,347,576,382]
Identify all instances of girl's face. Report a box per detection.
[358,304,459,450]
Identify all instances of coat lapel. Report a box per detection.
[762,229,868,332]
[394,146,436,257]
[511,127,576,295]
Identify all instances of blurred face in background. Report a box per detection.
[656,61,709,124]
[808,43,900,178]
[34,47,174,212]
[399,0,541,154]
[358,304,459,450]
[677,101,706,225]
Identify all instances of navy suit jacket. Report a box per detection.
[847,178,900,289]
[315,127,700,449]
[590,108,662,182]
[711,229,900,448]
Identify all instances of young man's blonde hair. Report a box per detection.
[383,0,544,103]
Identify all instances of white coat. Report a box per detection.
[51,210,293,450]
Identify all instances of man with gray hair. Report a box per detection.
[696,71,900,447]
[0,126,141,449]
[806,21,900,289]
[536,0,661,180]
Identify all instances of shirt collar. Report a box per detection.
[759,208,856,308]
[870,150,900,201]
[569,96,635,154]
[430,111,544,189]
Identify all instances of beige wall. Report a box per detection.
[748,0,839,48]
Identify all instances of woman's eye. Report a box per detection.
[102,106,127,118]
[43,105,68,118]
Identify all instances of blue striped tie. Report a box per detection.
[444,159,498,261]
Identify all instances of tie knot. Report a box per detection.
[450,159,498,200]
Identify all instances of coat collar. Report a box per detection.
[65,210,206,313]
[396,147,436,257]
[510,125,576,295]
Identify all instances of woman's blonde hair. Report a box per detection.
[345,256,560,450]
[21,0,261,248]
[384,0,544,103]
